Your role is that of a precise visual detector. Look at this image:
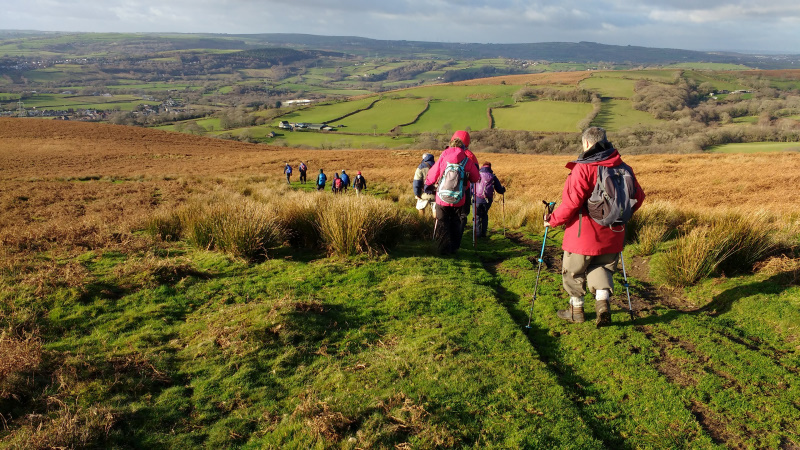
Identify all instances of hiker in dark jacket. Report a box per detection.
[413,153,436,216]
[459,146,480,236]
[474,162,506,238]
[544,127,646,327]
[316,169,327,191]
[340,170,350,193]
[284,162,293,184]
[353,171,367,195]
[332,173,343,194]
[298,161,308,184]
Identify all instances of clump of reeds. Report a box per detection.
[653,210,780,287]
[145,209,183,241]
[626,200,691,255]
[151,193,285,260]
[316,195,409,256]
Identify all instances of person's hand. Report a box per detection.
[415,196,422,201]
[543,213,551,228]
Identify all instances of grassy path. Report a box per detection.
[473,228,800,449]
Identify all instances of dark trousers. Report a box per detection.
[435,205,463,255]
[458,200,471,236]
[299,171,306,183]
[476,202,491,237]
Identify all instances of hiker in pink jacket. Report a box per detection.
[545,127,645,326]
[424,130,480,255]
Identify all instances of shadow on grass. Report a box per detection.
[474,232,629,449]
[699,273,796,316]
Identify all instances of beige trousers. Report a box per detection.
[561,251,619,298]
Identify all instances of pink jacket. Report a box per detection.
[548,150,645,255]
[425,146,481,207]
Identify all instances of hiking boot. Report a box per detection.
[595,299,611,328]
[556,304,585,323]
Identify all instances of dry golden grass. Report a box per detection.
[0,329,42,400]
[2,118,800,254]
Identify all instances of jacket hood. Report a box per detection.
[451,130,470,148]
[566,141,621,169]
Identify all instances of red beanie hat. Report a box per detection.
[451,130,470,149]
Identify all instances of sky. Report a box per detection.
[1,0,799,54]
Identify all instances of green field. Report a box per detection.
[492,101,592,132]
[593,69,679,82]
[277,97,379,125]
[664,62,753,70]
[403,100,497,133]
[579,76,638,99]
[337,98,429,133]
[266,130,416,149]
[402,84,518,101]
[707,141,800,153]
[591,98,663,131]
[6,93,159,111]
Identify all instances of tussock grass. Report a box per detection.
[0,328,42,400]
[1,403,116,449]
[627,200,692,255]
[176,196,284,260]
[317,195,409,256]
[654,210,781,287]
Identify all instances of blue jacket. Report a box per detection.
[317,173,327,186]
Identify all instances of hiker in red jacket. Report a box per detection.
[544,127,646,327]
[424,130,480,255]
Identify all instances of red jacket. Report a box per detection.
[425,146,481,207]
[548,149,645,256]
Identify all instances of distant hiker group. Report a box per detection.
[283,161,367,194]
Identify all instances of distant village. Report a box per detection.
[0,94,187,121]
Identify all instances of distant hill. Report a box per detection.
[2,30,798,69]
[236,33,799,69]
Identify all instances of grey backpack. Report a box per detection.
[586,163,637,227]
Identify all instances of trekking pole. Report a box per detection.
[502,194,506,237]
[526,201,557,329]
[619,252,635,322]
[472,183,477,249]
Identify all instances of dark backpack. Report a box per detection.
[353,175,365,189]
[586,163,638,227]
[476,170,495,200]
[437,157,469,205]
